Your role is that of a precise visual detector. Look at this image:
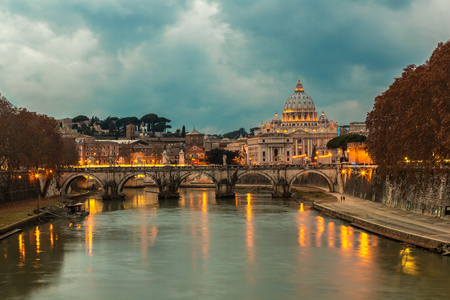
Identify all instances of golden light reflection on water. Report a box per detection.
[35,226,41,254]
[296,204,310,247]
[19,233,25,262]
[340,225,354,252]
[201,192,210,262]
[89,199,98,214]
[359,232,370,259]
[50,224,54,248]
[246,193,256,284]
[316,216,324,247]
[400,248,418,276]
[86,225,93,256]
[246,194,255,253]
[328,222,335,248]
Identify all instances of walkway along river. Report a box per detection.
[1,188,449,299]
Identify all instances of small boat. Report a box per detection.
[44,204,89,219]
[65,203,90,219]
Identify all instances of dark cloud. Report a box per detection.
[0,0,448,133]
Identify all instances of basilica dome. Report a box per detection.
[282,79,318,123]
[318,111,328,123]
[283,79,316,112]
[271,113,281,125]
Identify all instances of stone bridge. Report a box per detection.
[55,164,347,199]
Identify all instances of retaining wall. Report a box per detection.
[343,169,450,218]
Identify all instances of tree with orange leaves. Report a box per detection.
[366,40,450,172]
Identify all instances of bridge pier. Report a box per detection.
[271,176,292,198]
[158,183,180,200]
[215,179,235,198]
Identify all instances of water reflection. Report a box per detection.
[1,189,449,299]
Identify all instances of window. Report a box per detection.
[262,151,266,157]
[287,151,290,157]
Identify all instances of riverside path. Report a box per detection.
[313,192,450,254]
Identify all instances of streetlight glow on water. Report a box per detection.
[1,188,449,299]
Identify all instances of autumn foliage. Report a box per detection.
[366,41,450,171]
[0,96,78,170]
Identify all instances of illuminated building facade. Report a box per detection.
[254,78,338,164]
[247,133,293,165]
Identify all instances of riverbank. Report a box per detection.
[307,191,450,255]
[0,196,60,239]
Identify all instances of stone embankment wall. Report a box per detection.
[0,173,61,205]
[343,168,450,218]
[0,173,40,204]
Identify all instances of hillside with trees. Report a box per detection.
[366,40,450,172]
[71,113,174,138]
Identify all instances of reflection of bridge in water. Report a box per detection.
[56,165,351,199]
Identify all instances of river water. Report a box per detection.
[1,188,449,300]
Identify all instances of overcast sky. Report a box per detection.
[0,0,448,134]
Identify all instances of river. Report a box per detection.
[1,188,449,299]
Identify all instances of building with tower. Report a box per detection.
[184,128,206,164]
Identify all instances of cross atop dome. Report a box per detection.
[295,77,304,91]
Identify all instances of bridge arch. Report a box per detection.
[236,170,277,189]
[117,172,158,192]
[61,173,104,194]
[178,171,218,189]
[288,170,334,192]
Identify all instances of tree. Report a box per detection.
[366,40,450,172]
[100,116,118,132]
[72,115,89,123]
[181,125,186,137]
[326,134,367,151]
[90,116,100,126]
[223,130,240,139]
[116,117,140,135]
[206,149,239,165]
[154,117,172,132]
[238,127,247,137]
[249,127,260,135]
[61,138,79,166]
[140,113,159,132]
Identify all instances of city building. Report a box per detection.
[184,128,206,164]
[348,122,368,136]
[347,142,373,164]
[247,133,293,165]
[254,78,338,164]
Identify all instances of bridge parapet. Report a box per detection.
[55,164,367,199]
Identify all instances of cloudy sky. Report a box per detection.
[0,0,449,134]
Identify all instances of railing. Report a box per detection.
[56,163,372,173]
